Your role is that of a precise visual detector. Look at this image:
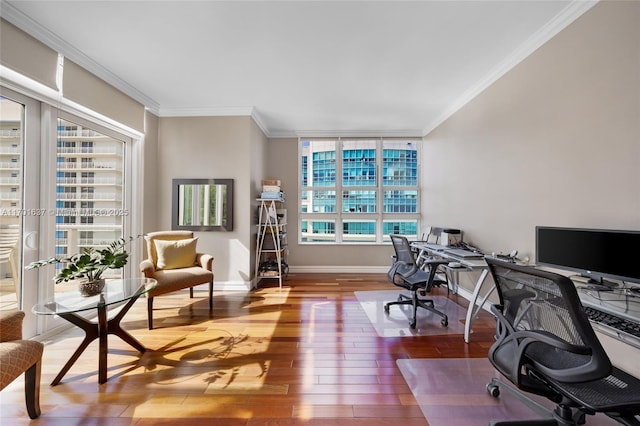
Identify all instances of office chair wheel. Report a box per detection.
[486,383,500,398]
[384,304,390,313]
[441,317,448,327]
[410,319,417,329]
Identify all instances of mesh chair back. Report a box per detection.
[486,258,611,383]
[388,235,422,286]
[390,234,415,265]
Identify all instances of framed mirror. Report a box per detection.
[172,179,233,231]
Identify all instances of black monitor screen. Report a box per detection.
[536,226,640,284]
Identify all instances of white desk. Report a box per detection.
[412,243,492,343]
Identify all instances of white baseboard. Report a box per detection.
[216,281,253,291]
[192,281,251,292]
[288,266,389,274]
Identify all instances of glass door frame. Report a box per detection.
[35,107,137,335]
[0,87,42,337]
[1,84,143,339]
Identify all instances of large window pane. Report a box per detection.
[301,139,336,187]
[342,140,376,187]
[383,140,417,186]
[342,190,376,213]
[55,118,126,294]
[383,190,417,213]
[343,220,376,243]
[383,221,418,241]
[301,220,335,243]
[301,190,336,213]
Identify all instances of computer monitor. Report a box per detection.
[536,226,640,286]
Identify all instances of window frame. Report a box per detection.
[298,137,421,244]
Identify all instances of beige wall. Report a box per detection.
[156,115,265,287]
[420,1,640,375]
[249,117,268,285]
[142,111,159,234]
[423,0,639,266]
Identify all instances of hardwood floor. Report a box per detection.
[1,273,497,425]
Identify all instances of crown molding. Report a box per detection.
[159,106,272,137]
[157,107,422,139]
[157,106,255,117]
[421,0,599,137]
[276,129,425,139]
[0,0,160,112]
[250,108,270,137]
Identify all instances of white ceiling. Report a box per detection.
[3,1,595,137]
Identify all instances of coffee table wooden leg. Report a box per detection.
[107,294,146,353]
[51,312,98,386]
[97,305,108,384]
[52,295,147,385]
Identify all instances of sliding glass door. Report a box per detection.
[0,86,136,338]
[0,97,25,310]
[0,89,42,336]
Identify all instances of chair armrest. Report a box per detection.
[513,330,592,355]
[0,310,25,342]
[394,260,419,278]
[139,259,156,277]
[196,253,214,271]
[491,304,518,336]
[506,329,601,383]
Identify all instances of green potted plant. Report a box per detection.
[27,238,129,296]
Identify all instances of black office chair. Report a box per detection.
[484,257,640,426]
[384,234,450,329]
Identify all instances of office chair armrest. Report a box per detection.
[512,330,592,356]
[503,330,595,384]
[490,303,591,357]
[491,304,518,337]
[389,260,419,279]
[396,260,419,277]
[519,331,611,383]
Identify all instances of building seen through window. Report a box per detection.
[300,138,420,243]
[54,119,125,283]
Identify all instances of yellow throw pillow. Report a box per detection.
[154,238,198,270]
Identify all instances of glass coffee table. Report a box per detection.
[32,278,157,385]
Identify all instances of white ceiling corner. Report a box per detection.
[3,0,597,138]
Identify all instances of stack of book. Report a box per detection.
[261,179,284,200]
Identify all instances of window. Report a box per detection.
[299,138,420,243]
[55,118,125,278]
